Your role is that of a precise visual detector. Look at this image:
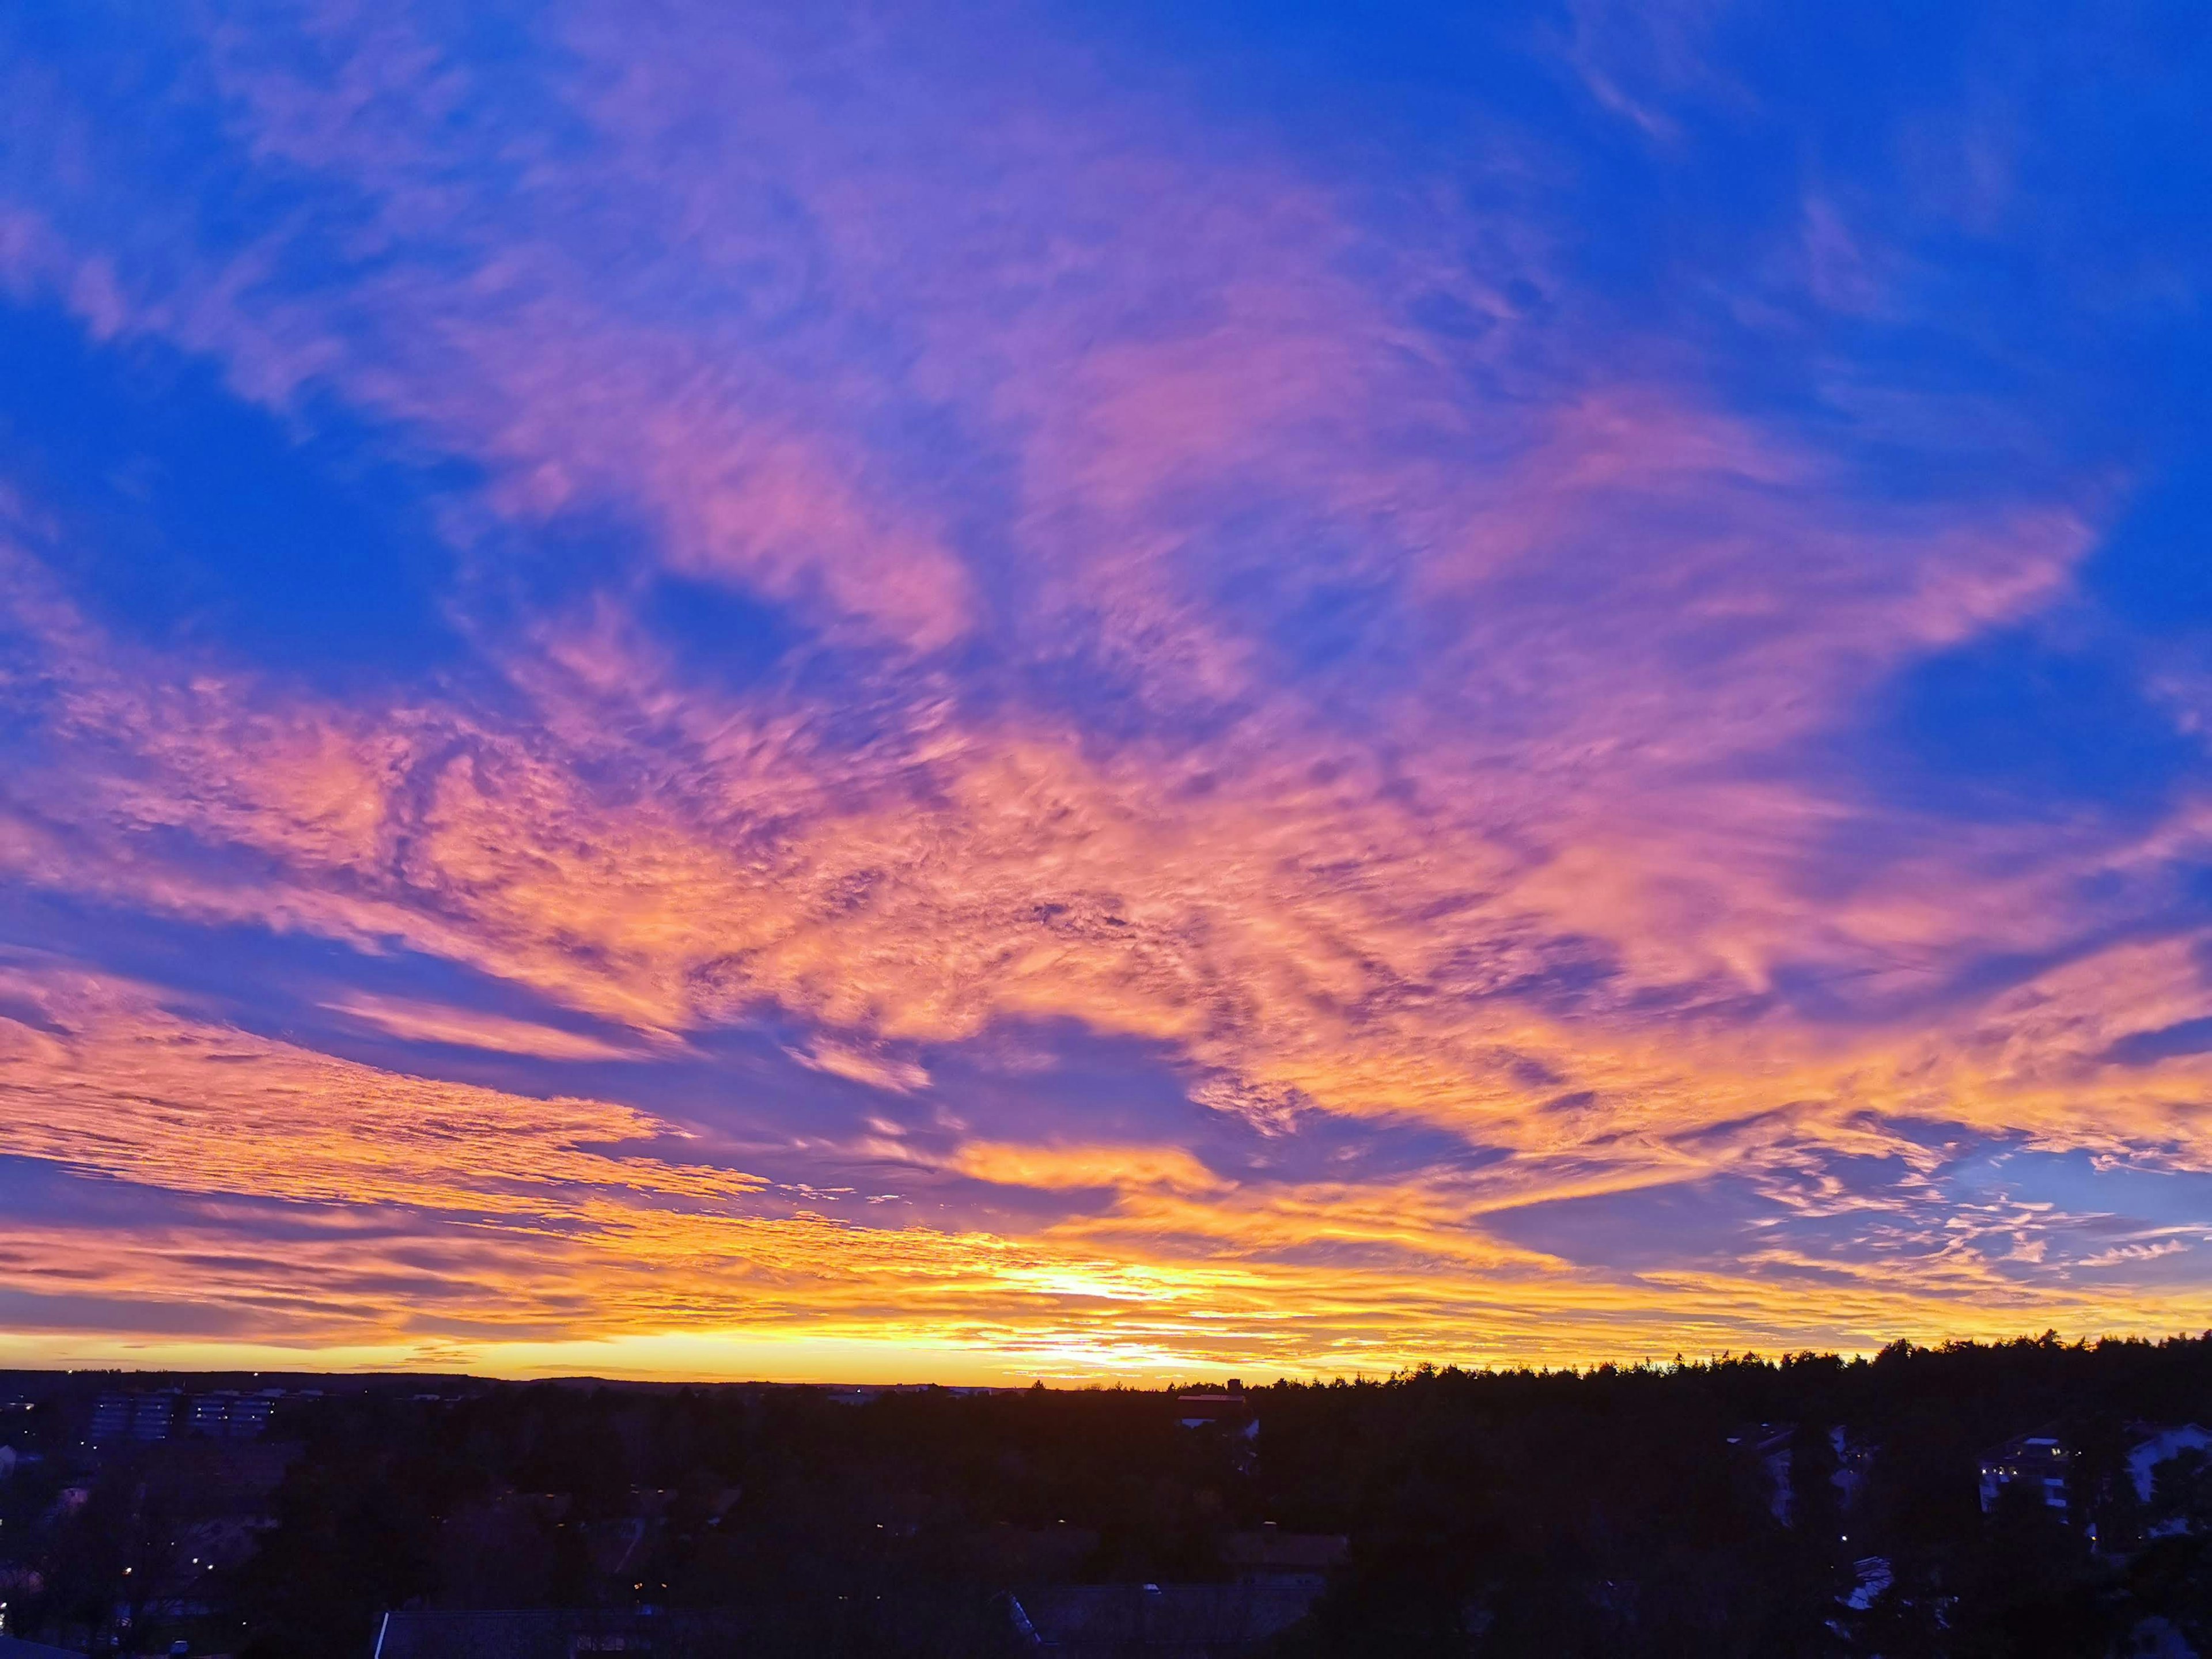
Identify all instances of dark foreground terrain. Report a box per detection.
[3,1333,2212,1657]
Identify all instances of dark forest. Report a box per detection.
[4,1333,2212,1657]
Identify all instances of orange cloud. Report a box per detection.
[951,1142,1226,1195]
[0,0,2205,1378]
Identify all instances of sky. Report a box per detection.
[0,1,2209,1384]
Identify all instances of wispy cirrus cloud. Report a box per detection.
[0,0,2206,1377]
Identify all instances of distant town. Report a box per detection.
[1,1334,2209,1657]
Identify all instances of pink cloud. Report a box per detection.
[0,0,2204,1373]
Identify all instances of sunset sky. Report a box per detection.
[2,2,2209,1383]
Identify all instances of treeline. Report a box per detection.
[1261,1334,2212,1654]
[5,1333,2211,1657]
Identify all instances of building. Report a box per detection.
[1979,1434,2075,1520]
[87,1395,132,1445]
[1726,1423,1798,1524]
[130,1394,178,1443]
[2126,1423,2211,1538]
[1006,1584,1319,1657]
[1842,1555,1893,1613]
[1175,1381,1256,1441]
[372,1611,665,1659]
[2125,1616,2197,1658]
[227,1396,276,1440]
[1221,1524,1349,1590]
[818,1383,963,1407]
[1832,1427,1874,1512]
[187,1393,236,1437]
[0,1634,88,1659]
[130,1397,176,1451]
[369,1609,847,1659]
[2127,1423,2211,1505]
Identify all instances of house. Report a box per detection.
[1726,1423,1797,1524]
[369,1609,859,1658]
[1221,1524,1348,1589]
[2124,1615,2197,1657]
[1175,1382,1256,1441]
[177,1514,278,1576]
[370,1611,768,1659]
[372,1611,666,1659]
[2127,1424,2211,1505]
[1979,1434,2075,1520]
[1005,1583,1319,1657]
[0,1634,87,1659]
[1842,1555,1892,1612]
[1831,1427,1874,1512]
[2126,1423,2211,1538]
[818,1383,950,1407]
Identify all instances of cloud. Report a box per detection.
[321,991,653,1063]
[2077,1238,2194,1270]
[951,1142,1227,1196]
[0,0,2205,1374]
[788,1040,931,1093]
